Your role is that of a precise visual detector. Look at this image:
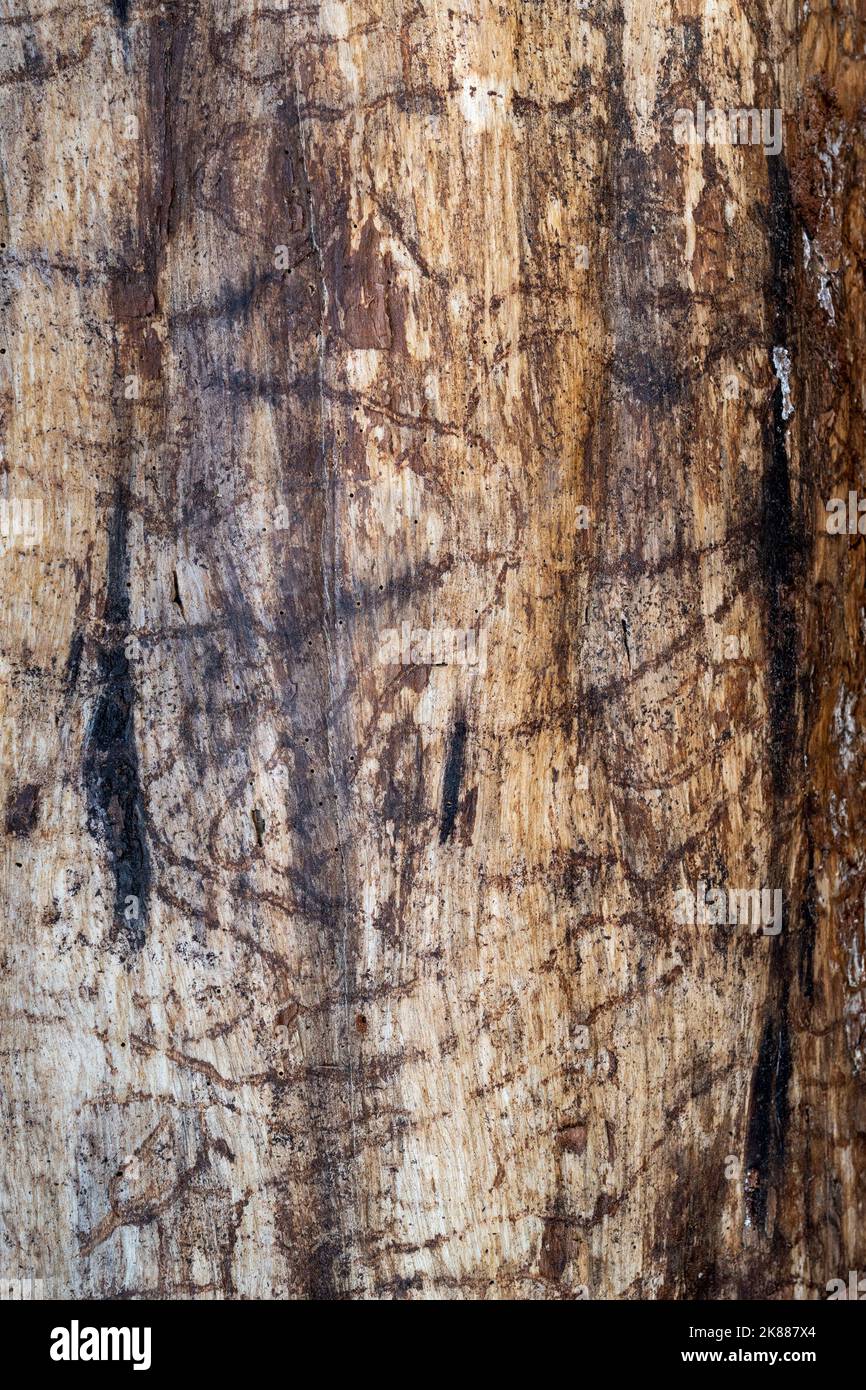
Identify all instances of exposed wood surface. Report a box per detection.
[1,0,864,1299]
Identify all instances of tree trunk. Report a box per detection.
[1,0,864,1299]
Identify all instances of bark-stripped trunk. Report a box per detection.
[1,0,864,1299]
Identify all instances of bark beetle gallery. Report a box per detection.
[0,0,863,1303]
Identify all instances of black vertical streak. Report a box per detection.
[439,717,467,844]
[83,488,150,954]
[760,156,798,798]
[744,1003,793,1229]
[799,850,817,1004]
[111,0,131,25]
[744,154,803,1237]
[65,630,84,693]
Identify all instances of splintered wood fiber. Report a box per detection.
[0,0,864,1300]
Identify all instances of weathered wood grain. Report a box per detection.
[0,0,864,1299]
